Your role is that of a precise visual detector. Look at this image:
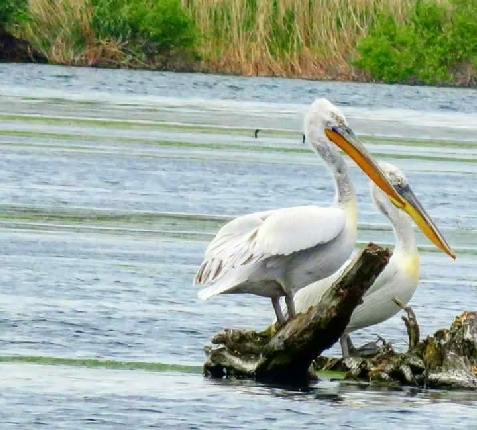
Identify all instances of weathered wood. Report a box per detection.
[313,305,477,390]
[203,243,391,385]
[393,297,420,349]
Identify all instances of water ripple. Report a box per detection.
[0,64,475,429]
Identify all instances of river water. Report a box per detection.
[0,63,476,429]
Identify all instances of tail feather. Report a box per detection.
[197,283,230,301]
[197,267,249,301]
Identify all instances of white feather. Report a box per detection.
[255,206,346,256]
[194,97,364,322]
[291,162,420,345]
[195,206,346,287]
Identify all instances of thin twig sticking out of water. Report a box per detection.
[254,129,306,144]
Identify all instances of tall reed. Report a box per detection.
[13,0,458,83]
[19,0,124,65]
[17,0,195,68]
[184,0,419,79]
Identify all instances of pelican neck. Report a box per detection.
[374,191,417,255]
[316,139,355,207]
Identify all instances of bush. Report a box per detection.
[91,0,196,54]
[0,0,28,27]
[354,0,477,85]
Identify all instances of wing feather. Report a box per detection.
[194,206,346,285]
[194,210,273,284]
[256,206,346,256]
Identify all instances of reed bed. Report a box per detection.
[18,0,124,65]
[10,0,471,86]
[184,0,419,79]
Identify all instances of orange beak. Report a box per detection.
[325,126,405,208]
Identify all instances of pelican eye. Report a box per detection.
[391,176,405,201]
[395,176,404,188]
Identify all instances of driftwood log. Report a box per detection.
[203,243,391,386]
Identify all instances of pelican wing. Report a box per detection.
[194,205,346,285]
[255,206,346,256]
[194,209,274,284]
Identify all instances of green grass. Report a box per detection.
[0,0,27,26]
[13,0,197,68]
[354,0,477,85]
[91,0,197,53]
[315,370,347,380]
[5,0,477,85]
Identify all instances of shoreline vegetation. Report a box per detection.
[1,0,476,87]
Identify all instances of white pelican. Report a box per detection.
[195,98,454,324]
[291,161,442,357]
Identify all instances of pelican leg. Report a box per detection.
[340,334,353,358]
[272,297,285,325]
[285,294,296,320]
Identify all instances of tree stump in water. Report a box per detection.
[314,304,477,390]
[203,243,391,386]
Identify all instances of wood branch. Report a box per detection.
[393,297,420,350]
[314,309,477,390]
[203,243,391,385]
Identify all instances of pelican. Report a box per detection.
[194,98,454,324]
[291,161,446,357]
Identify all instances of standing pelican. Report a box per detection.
[194,98,454,324]
[292,161,440,356]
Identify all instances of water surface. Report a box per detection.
[0,64,476,429]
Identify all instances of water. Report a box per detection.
[0,63,476,428]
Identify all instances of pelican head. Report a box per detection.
[372,161,455,259]
[305,98,455,260]
[305,98,406,209]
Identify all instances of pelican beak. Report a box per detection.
[325,125,406,208]
[396,184,456,259]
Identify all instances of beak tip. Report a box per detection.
[445,247,456,259]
